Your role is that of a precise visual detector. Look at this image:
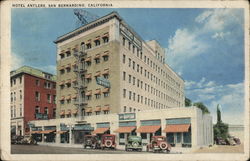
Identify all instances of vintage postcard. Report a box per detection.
[0,0,249,161]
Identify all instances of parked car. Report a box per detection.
[100,134,116,149]
[215,137,227,145]
[125,136,142,151]
[11,135,23,144]
[83,135,100,149]
[226,137,236,146]
[21,135,37,145]
[233,137,241,145]
[146,136,171,153]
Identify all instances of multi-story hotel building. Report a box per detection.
[10,66,56,136]
[54,11,185,119]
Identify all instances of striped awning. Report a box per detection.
[94,89,101,94]
[85,74,92,79]
[102,69,109,75]
[85,108,92,113]
[56,131,68,134]
[72,78,77,83]
[102,51,109,57]
[102,106,110,111]
[163,124,191,133]
[102,88,109,93]
[31,131,42,134]
[94,106,101,112]
[102,32,109,37]
[85,91,92,96]
[65,79,71,84]
[94,54,101,59]
[60,110,65,115]
[94,36,100,40]
[92,127,109,134]
[65,109,71,115]
[85,57,91,62]
[94,71,101,77]
[136,125,161,133]
[114,126,136,133]
[40,130,56,134]
[66,95,71,100]
[72,109,78,114]
[59,81,65,86]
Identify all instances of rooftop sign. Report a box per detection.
[119,113,136,120]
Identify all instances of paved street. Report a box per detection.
[11,145,150,154]
[194,144,244,153]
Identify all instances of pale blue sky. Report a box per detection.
[11,8,245,124]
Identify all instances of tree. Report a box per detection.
[193,102,210,114]
[213,104,229,140]
[185,97,192,107]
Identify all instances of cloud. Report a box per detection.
[185,78,244,125]
[211,31,231,40]
[11,52,24,70]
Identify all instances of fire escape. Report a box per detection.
[73,44,88,120]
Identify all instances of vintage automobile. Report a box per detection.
[233,137,241,145]
[83,135,100,149]
[146,136,171,153]
[100,134,116,149]
[125,136,143,151]
[21,135,37,145]
[226,137,236,146]
[11,135,23,144]
[215,137,227,145]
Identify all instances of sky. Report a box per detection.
[11,8,245,125]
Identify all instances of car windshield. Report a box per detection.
[105,136,113,139]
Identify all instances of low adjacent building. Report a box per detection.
[10,66,56,136]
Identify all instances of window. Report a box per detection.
[104,110,109,114]
[14,92,16,101]
[104,74,109,79]
[129,107,132,112]
[44,107,48,115]
[96,94,101,99]
[81,42,85,51]
[35,91,40,101]
[133,77,135,85]
[60,69,65,75]
[95,58,100,64]
[141,81,143,89]
[137,94,140,102]
[132,61,135,70]
[140,67,143,75]
[132,45,135,53]
[14,106,16,118]
[53,95,56,104]
[123,54,126,64]
[137,79,140,87]
[144,56,147,62]
[47,94,51,103]
[95,40,100,46]
[103,55,109,61]
[137,64,139,72]
[133,93,135,101]
[11,93,13,102]
[96,111,101,115]
[20,104,22,117]
[103,36,109,43]
[35,106,40,114]
[104,92,109,97]
[122,37,125,46]
[11,106,13,118]
[86,43,92,49]
[123,106,127,112]
[123,71,126,81]
[53,109,56,118]
[19,77,22,84]
[128,58,131,67]
[66,51,71,57]
[60,53,65,59]
[19,90,22,100]
[129,91,132,100]
[123,89,126,98]
[128,75,131,83]
[128,42,131,50]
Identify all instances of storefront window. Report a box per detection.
[167,133,174,144]
[183,131,191,143]
[141,133,147,139]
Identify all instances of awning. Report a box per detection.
[163,124,191,133]
[92,127,109,134]
[136,125,161,133]
[102,69,109,75]
[60,96,65,101]
[85,57,91,62]
[85,108,92,113]
[102,88,109,93]
[85,74,92,79]
[65,64,71,68]
[31,131,42,134]
[94,36,100,41]
[94,89,101,94]
[65,110,71,115]
[40,130,56,134]
[65,79,71,84]
[94,54,101,59]
[102,32,109,37]
[94,106,101,112]
[102,106,110,111]
[59,81,65,86]
[59,52,64,56]
[114,126,136,133]
[102,51,109,57]
[72,61,77,67]
[72,109,78,114]
[60,110,65,115]
[85,91,92,96]
[72,78,77,83]
[94,71,101,77]
[56,131,68,134]
[66,95,71,100]
[71,94,77,99]
[59,66,65,70]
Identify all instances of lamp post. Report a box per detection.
[67,124,75,144]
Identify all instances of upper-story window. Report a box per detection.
[35,106,40,114]
[86,43,92,49]
[35,91,40,101]
[59,53,65,59]
[123,54,126,64]
[36,80,40,86]
[103,33,109,43]
[94,54,100,64]
[19,76,22,84]
[94,37,101,46]
[19,90,22,100]
[47,94,51,103]
[133,45,135,53]
[103,51,109,61]
[128,42,131,50]
[44,107,48,115]
[122,37,125,46]
[66,51,71,57]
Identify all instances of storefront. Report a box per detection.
[136,120,161,145]
[114,121,137,145]
[42,126,56,143]
[72,124,94,144]
[58,123,69,143]
[92,122,110,140]
[164,118,191,147]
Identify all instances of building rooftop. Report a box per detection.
[10,66,56,81]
